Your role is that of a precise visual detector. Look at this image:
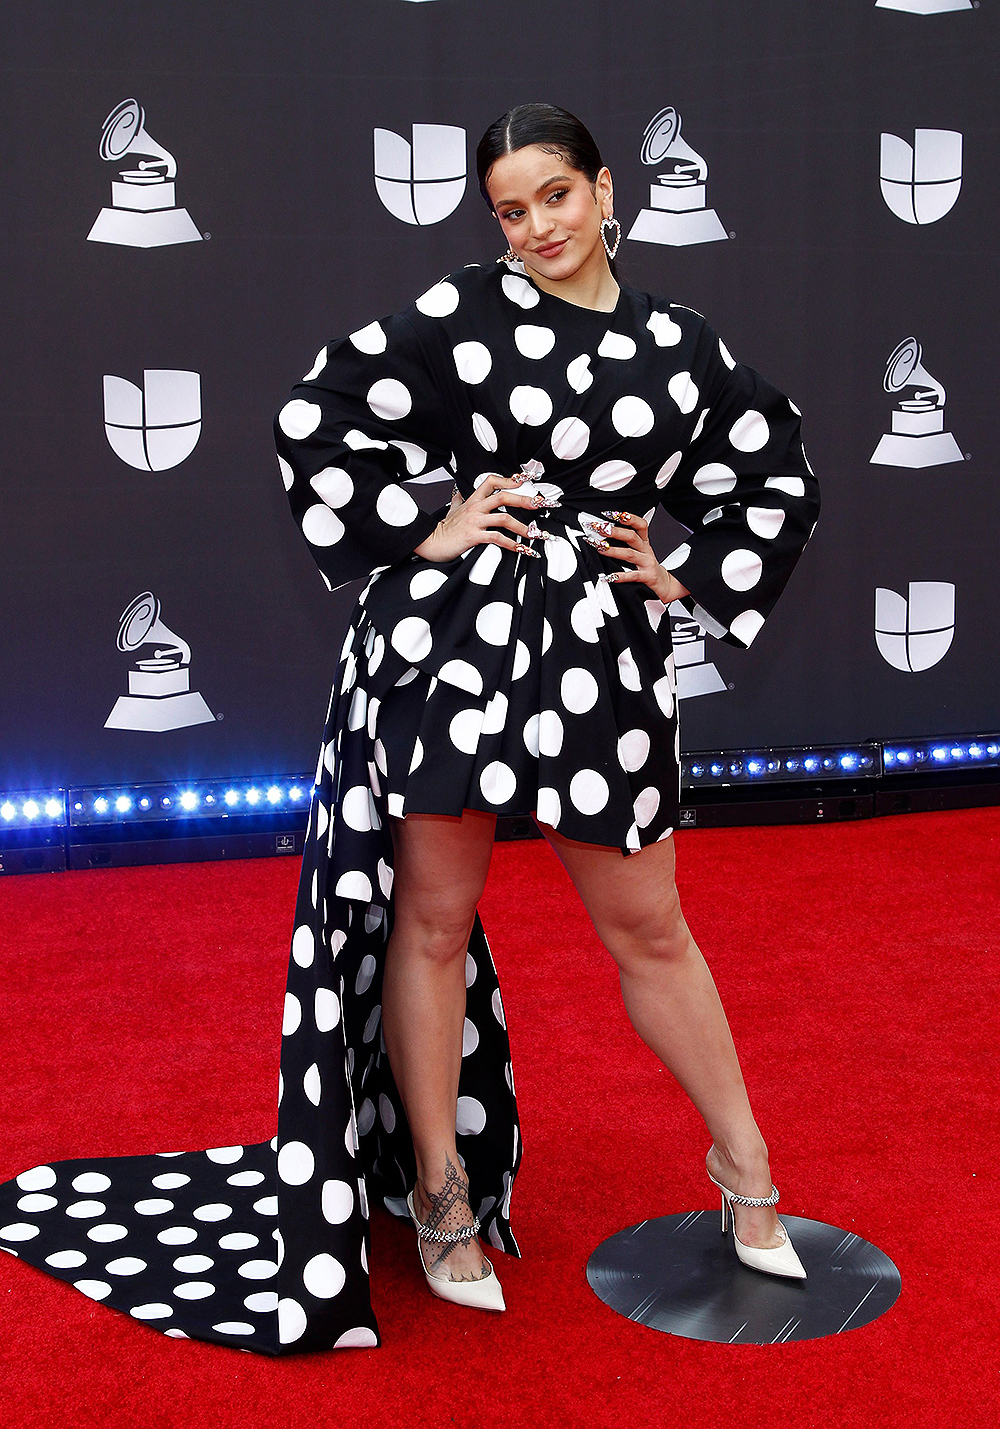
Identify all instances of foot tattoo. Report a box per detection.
[418,1155,489,1282]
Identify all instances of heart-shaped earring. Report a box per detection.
[600,216,621,259]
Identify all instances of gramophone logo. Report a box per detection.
[627,108,728,248]
[875,1,972,12]
[105,592,215,732]
[870,338,963,468]
[104,370,202,471]
[880,129,963,225]
[874,581,955,672]
[88,99,202,248]
[669,605,728,699]
[373,124,466,225]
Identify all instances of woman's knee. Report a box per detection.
[391,896,478,966]
[603,891,692,971]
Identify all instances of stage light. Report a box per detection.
[267,786,282,804]
[681,742,879,789]
[225,790,239,805]
[179,791,199,811]
[116,795,132,813]
[139,797,151,809]
[94,797,109,814]
[289,786,304,801]
[1,803,15,821]
[882,733,1000,774]
[246,788,261,805]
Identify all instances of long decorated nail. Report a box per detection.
[584,534,611,551]
[525,521,553,541]
[601,509,631,522]
[596,571,620,583]
[514,543,541,558]
[540,497,562,508]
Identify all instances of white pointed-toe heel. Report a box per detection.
[707,1171,808,1280]
[406,1190,506,1311]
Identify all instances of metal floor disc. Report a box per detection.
[587,1210,900,1344]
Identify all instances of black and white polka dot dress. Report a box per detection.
[0,261,819,1356]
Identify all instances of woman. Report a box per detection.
[0,104,819,1354]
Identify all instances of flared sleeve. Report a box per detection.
[656,315,821,650]
[274,312,454,592]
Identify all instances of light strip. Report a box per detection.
[682,744,880,788]
[882,734,1000,774]
[0,790,66,828]
[68,775,314,827]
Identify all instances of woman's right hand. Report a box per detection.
[413,472,553,563]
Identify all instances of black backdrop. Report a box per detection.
[1,0,996,791]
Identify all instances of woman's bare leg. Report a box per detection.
[535,821,786,1250]
[381,808,497,1281]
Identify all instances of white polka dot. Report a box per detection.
[535,787,561,826]
[335,1326,379,1349]
[462,1018,480,1056]
[693,463,737,495]
[656,451,682,488]
[174,1281,216,1300]
[376,483,419,526]
[206,1146,243,1164]
[1,1223,39,1241]
[719,338,737,369]
[765,475,806,497]
[193,1204,233,1222]
[16,1167,56,1191]
[612,396,655,438]
[408,738,423,774]
[476,600,514,645]
[542,617,554,651]
[746,506,786,539]
[509,385,553,426]
[134,1199,173,1216]
[663,542,691,569]
[46,1249,87,1268]
[66,1201,105,1219]
[512,640,531,679]
[617,647,642,691]
[501,273,539,308]
[618,729,651,771]
[480,761,517,805]
[472,412,498,451]
[315,987,340,1031]
[349,321,387,354]
[522,713,540,757]
[152,1173,191,1191]
[291,926,314,970]
[253,1196,278,1216]
[87,1223,128,1242]
[482,690,507,734]
[367,378,412,421]
[16,1192,54,1213]
[130,1302,172,1319]
[391,438,427,474]
[303,1253,346,1299]
[277,1142,315,1187]
[303,347,328,381]
[492,989,507,1030]
[634,787,660,827]
[228,1171,265,1188]
[647,311,683,346]
[590,460,636,491]
[310,466,353,509]
[456,1097,487,1135]
[390,615,433,663]
[74,1280,112,1300]
[303,1064,322,1107]
[343,429,387,452]
[721,549,763,591]
[449,708,484,755]
[560,667,599,714]
[730,610,765,646]
[342,785,376,832]
[570,770,610,815]
[730,410,769,452]
[550,416,590,460]
[653,676,675,718]
[72,1172,111,1194]
[691,408,710,442]
[703,506,723,523]
[453,341,492,384]
[469,543,502,585]
[106,1256,146,1276]
[566,354,593,393]
[238,1260,278,1280]
[220,1233,259,1251]
[175,1254,214,1273]
[244,1291,278,1312]
[282,992,301,1036]
[668,371,699,415]
[278,455,293,491]
[213,1321,255,1336]
[302,504,344,547]
[321,1180,354,1226]
[544,537,578,581]
[157,1226,198,1245]
[570,595,600,643]
[538,710,564,757]
[415,281,459,317]
[514,324,556,359]
[278,400,321,440]
[598,331,636,360]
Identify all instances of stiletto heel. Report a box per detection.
[707,1170,807,1281]
[406,1190,506,1311]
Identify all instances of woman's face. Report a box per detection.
[485,143,613,283]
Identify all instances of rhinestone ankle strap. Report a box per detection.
[726,1183,780,1208]
[411,1207,482,1245]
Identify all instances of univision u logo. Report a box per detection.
[880,129,962,225]
[104,370,201,471]
[373,124,466,225]
[874,581,955,671]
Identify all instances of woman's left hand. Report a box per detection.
[585,510,691,605]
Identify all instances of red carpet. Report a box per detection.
[1,808,997,1428]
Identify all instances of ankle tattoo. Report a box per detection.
[419,1155,478,1271]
